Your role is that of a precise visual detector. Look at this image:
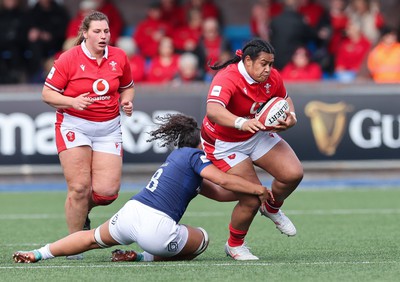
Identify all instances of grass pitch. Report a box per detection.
[1,188,399,282]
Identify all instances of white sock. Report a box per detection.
[38,244,55,260]
[141,251,154,262]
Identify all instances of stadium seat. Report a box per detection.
[121,25,135,37]
[223,25,252,51]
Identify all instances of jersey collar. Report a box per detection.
[81,41,109,60]
[238,60,257,84]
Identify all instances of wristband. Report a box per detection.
[234,117,247,130]
[290,111,297,122]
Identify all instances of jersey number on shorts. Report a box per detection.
[145,168,163,192]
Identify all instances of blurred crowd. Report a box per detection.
[1,0,399,85]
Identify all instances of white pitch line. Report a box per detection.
[3,243,45,247]
[1,208,400,220]
[185,209,400,216]
[0,260,399,270]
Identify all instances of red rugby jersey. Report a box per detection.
[45,43,133,122]
[202,61,287,142]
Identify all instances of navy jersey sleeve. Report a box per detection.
[189,150,212,175]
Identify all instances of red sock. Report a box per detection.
[265,200,284,214]
[227,223,247,247]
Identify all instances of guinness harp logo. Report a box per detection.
[305,101,353,156]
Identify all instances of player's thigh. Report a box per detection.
[98,220,120,246]
[227,158,261,206]
[91,151,122,194]
[178,225,208,256]
[59,146,92,189]
[254,139,303,181]
[228,157,261,183]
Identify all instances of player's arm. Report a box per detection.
[207,102,265,133]
[42,86,92,110]
[199,164,274,203]
[199,179,238,202]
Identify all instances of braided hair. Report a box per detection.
[147,114,201,149]
[209,38,276,70]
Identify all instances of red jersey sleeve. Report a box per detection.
[45,47,76,92]
[206,71,237,107]
[119,51,134,89]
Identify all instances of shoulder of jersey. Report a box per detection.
[108,45,126,56]
[58,45,81,61]
[215,64,240,80]
[270,68,282,80]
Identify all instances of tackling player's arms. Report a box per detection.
[199,164,273,203]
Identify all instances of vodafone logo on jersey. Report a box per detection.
[92,79,110,95]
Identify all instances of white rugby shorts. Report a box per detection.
[201,131,281,172]
[55,112,123,155]
[108,200,189,257]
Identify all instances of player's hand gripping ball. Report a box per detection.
[255,97,289,130]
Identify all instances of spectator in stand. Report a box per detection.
[346,0,385,45]
[0,0,27,84]
[298,0,332,74]
[25,0,69,83]
[173,52,204,85]
[194,17,232,81]
[298,0,326,28]
[334,21,371,82]
[250,0,283,40]
[173,8,203,53]
[133,2,173,59]
[160,0,185,28]
[327,0,349,63]
[269,0,315,70]
[367,26,400,83]
[280,46,322,81]
[183,0,221,23]
[116,37,146,83]
[146,36,180,84]
[94,0,124,45]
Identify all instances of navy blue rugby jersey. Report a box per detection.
[132,147,212,222]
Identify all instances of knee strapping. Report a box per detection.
[92,191,118,206]
[94,227,109,248]
[193,227,209,255]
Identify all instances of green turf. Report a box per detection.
[1,188,399,282]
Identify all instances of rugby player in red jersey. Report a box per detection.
[42,11,134,259]
[201,38,303,260]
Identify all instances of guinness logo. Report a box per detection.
[305,101,353,156]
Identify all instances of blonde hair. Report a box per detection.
[75,11,109,45]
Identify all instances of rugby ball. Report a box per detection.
[255,97,289,130]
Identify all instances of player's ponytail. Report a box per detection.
[147,114,201,149]
[209,38,276,71]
